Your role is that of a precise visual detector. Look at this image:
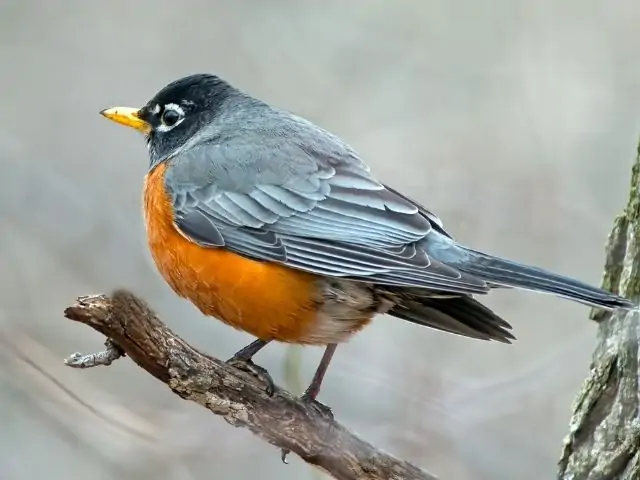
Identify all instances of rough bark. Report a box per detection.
[62,290,436,480]
[558,141,640,479]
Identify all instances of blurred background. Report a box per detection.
[1,1,639,479]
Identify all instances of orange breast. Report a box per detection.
[142,163,321,343]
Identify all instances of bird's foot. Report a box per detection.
[280,391,334,464]
[225,357,275,397]
[299,390,334,419]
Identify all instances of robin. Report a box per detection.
[100,73,634,409]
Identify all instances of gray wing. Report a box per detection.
[164,112,487,295]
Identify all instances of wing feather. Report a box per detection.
[164,122,487,295]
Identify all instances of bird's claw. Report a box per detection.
[226,357,275,396]
[301,395,334,419]
[281,447,291,464]
[280,393,334,463]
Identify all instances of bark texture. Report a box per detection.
[63,290,436,480]
[558,141,640,479]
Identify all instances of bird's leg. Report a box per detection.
[281,343,338,464]
[229,338,270,361]
[300,343,337,411]
[226,338,274,396]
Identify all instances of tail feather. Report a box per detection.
[451,248,635,310]
[388,295,515,343]
[386,239,635,343]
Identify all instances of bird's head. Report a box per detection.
[100,73,236,168]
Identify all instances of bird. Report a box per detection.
[99,73,635,411]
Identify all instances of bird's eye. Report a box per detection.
[161,108,181,127]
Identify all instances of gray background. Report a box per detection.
[1,1,639,479]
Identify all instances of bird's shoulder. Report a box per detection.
[162,104,370,201]
[161,103,454,243]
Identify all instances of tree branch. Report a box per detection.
[62,290,435,480]
[558,141,640,479]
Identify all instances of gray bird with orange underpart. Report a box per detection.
[100,73,635,420]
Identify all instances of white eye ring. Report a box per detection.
[157,103,185,132]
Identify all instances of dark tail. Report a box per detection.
[388,295,515,343]
[453,247,634,310]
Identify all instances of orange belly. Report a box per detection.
[142,163,322,343]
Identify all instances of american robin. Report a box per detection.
[100,73,634,409]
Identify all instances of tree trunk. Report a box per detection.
[558,141,640,479]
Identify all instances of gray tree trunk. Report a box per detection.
[558,141,640,479]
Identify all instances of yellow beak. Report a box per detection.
[99,106,150,134]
